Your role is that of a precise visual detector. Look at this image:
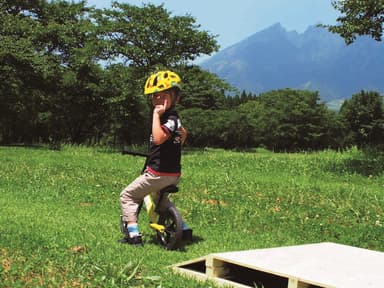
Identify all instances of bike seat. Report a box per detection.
[160,185,179,194]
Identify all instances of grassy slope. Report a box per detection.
[0,146,383,287]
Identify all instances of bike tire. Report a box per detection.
[157,206,183,250]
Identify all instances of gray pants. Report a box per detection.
[120,170,180,223]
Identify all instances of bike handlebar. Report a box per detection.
[121,150,148,157]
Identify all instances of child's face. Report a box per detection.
[151,90,173,110]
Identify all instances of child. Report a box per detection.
[119,70,192,245]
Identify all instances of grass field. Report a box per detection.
[1,145,383,287]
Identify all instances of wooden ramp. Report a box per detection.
[172,242,384,288]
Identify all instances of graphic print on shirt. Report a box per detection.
[163,118,182,144]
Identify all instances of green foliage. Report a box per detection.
[0,0,221,146]
[0,146,383,287]
[0,0,49,143]
[324,0,384,44]
[339,90,384,147]
[0,0,104,144]
[1,1,384,152]
[179,65,233,110]
[94,2,219,70]
[181,89,345,151]
[257,89,344,151]
[181,108,254,149]
[223,90,258,107]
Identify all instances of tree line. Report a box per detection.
[183,89,384,151]
[1,1,384,151]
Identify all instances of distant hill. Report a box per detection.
[201,23,384,103]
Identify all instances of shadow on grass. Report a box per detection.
[0,143,47,149]
[174,235,205,252]
[146,234,205,252]
[328,147,384,177]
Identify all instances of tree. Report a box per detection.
[257,89,341,151]
[324,0,384,44]
[339,90,384,147]
[0,0,51,143]
[0,0,226,146]
[180,108,253,149]
[180,89,344,151]
[30,0,108,144]
[101,64,149,146]
[95,2,218,74]
[178,65,234,110]
[92,2,224,144]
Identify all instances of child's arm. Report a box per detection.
[152,113,170,145]
[152,101,170,145]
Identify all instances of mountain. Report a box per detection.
[201,23,384,102]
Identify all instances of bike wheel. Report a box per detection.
[157,206,183,250]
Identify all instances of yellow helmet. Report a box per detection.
[144,70,181,95]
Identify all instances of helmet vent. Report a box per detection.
[144,70,181,95]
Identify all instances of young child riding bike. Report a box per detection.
[119,70,192,245]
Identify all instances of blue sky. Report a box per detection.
[86,0,339,50]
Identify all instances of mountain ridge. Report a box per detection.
[201,23,384,102]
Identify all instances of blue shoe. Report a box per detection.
[119,222,143,245]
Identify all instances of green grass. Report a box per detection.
[1,145,383,287]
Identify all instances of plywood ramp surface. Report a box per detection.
[172,242,384,288]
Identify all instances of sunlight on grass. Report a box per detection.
[1,146,383,287]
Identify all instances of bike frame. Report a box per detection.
[144,191,168,233]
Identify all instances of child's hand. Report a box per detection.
[153,99,168,116]
[179,126,187,145]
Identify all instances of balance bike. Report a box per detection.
[121,184,183,250]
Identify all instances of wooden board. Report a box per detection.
[172,242,384,288]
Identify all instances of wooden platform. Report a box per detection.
[172,242,384,288]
